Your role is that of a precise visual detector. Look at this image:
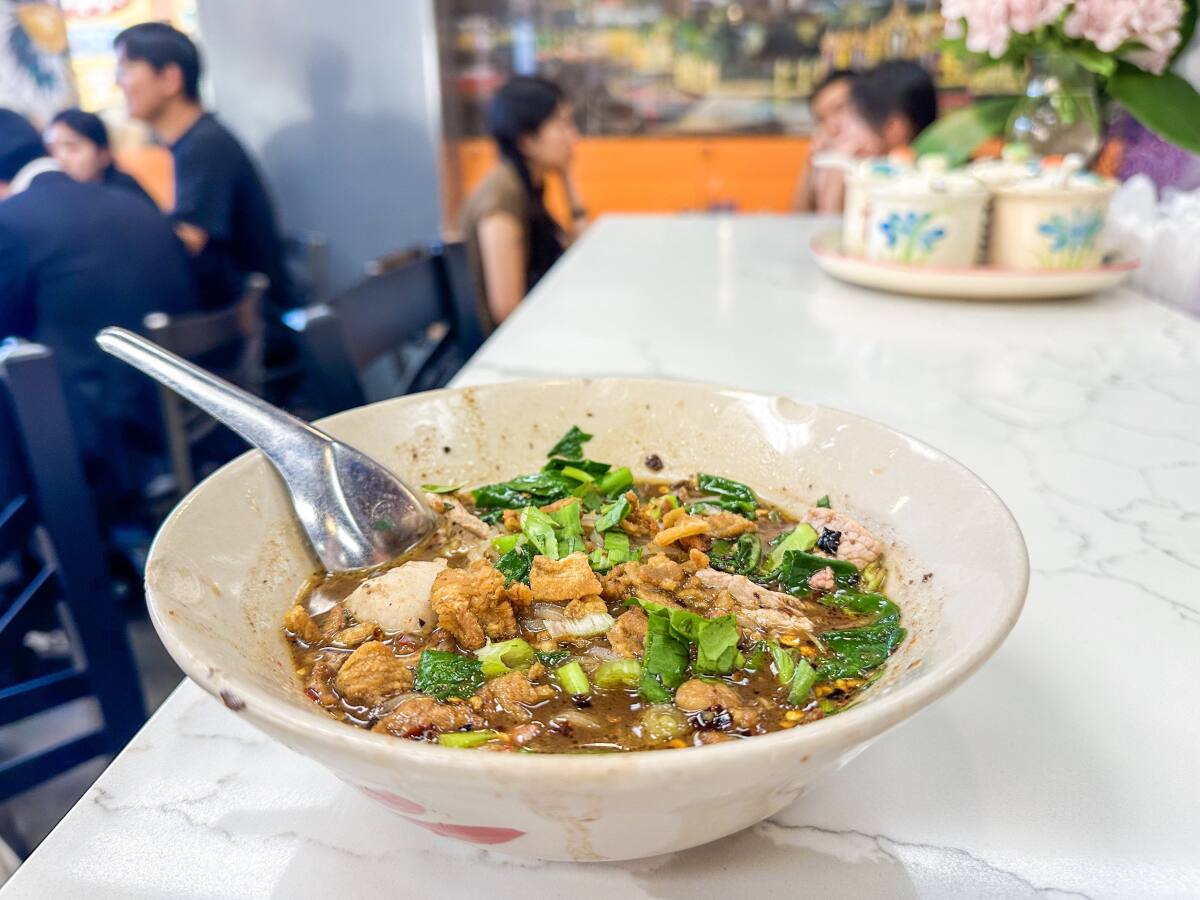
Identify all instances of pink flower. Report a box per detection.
[1007,0,1068,34]
[945,0,1014,57]
[1064,0,1184,73]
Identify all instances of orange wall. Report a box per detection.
[449,136,811,228]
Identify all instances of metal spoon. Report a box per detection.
[96,327,435,573]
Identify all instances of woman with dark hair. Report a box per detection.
[461,76,583,331]
[45,108,156,206]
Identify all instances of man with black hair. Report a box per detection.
[0,108,197,514]
[114,22,291,329]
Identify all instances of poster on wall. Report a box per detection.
[0,0,77,125]
[61,0,196,114]
[439,0,1020,138]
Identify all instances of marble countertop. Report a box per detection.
[5,215,1198,899]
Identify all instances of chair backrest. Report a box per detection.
[143,274,268,493]
[0,342,145,803]
[290,242,485,415]
[284,230,330,306]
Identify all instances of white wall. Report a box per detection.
[196,0,442,292]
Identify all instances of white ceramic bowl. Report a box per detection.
[144,379,1028,861]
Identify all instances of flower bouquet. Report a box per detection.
[917,0,1200,161]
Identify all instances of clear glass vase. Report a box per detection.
[1006,54,1103,160]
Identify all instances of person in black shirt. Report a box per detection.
[113,23,292,333]
[45,107,157,207]
[0,108,198,517]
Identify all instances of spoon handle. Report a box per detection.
[95,326,330,465]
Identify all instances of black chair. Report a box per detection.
[284,230,330,306]
[288,241,485,415]
[0,342,145,803]
[143,273,267,495]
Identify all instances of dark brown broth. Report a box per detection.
[286,481,891,752]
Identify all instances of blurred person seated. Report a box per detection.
[114,24,292,338]
[796,60,938,214]
[792,69,856,212]
[0,109,198,523]
[45,107,156,207]
[461,76,585,332]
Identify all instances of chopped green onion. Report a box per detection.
[543,611,615,641]
[559,465,594,484]
[595,495,631,532]
[475,638,536,679]
[862,560,887,593]
[437,730,500,748]
[491,533,521,554]
[597,466,633,497]
[520,506,560,559]
[594,658,641,689]
[788,658,818,705]
[816,495,831,508]
[768,641,796,686]
[763,523,818,573]
[422,483,464,494]
[555,661,590,695]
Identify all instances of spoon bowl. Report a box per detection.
[95,327,434,573]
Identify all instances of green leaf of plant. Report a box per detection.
[911,96,1019,168]
[1107,64,1200,155]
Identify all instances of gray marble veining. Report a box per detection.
[4,215,1197,899]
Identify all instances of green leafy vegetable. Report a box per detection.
[547,425,592,460]
[597,466,633,497]
[414,650,484,701]
[520,506,560,559]
[422,483,464,494]
[788,658,817,705]
[1108,65,1200,155]
[495,542,536,585]
[775,550,859,595]
[709,532,762,576]
[472,471,575,510]
[535,649,571,667]
[763,523,818,573]
[696,473,758,516]
[694,614,739,676]
[816,495,831,509]
[475,638,536,679]
[437,730,500,748]
[555,661,591,695]
[639,608,690,701]
[594,658,641,690]
[814,590,905,681]
[594,495,631,532]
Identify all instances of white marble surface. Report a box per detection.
[6,215,1199,899]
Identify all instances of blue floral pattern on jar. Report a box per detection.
[877,211,947,264]
[1036,209,1103,267]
